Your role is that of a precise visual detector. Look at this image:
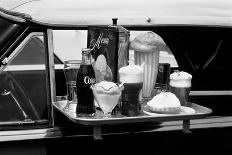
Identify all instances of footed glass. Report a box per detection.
[91,84,123,118]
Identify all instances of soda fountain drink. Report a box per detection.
[130,31,167,99]
[119,64,144,116]
[169,71,192,107]
[63,60,81,112]
[76,48,96,116]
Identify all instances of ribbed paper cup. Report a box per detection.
[134,50,159,98]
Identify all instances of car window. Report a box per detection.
[0,32,49,123]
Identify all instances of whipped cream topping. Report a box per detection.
[119,64,144,83]
[169,71,192,87]
[119,64,144,74]
[147,92,181,109]
[170,71,192,80]
[96,81,117,90]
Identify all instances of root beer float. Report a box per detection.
[169,71,192,107]
[119,64,144,116]
[130,31,167,98]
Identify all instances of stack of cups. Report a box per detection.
[130,31,167,99]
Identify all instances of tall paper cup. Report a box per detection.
[130,31,165,98]
[134,49,159,98]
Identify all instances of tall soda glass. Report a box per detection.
[119,64,144,116]
[130,31,166,99]
[63,60,81,112]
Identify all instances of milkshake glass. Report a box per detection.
[130,31,166,99]
[169,71,192,107]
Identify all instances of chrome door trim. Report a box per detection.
[190,90,232,96]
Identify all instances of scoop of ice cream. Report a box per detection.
[118,64,144,83]
[130,31,166,53]
[169,71,192,87]
[147,92,181,109]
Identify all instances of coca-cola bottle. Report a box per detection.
[76,48,96,116]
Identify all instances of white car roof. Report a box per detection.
[0,0,232,26]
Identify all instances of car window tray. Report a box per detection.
[53,100,212,140]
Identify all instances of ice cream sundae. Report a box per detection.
[91,81,123,118]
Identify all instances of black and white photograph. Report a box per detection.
[0,0,232,154]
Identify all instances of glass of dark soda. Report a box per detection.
[63,60,81,112]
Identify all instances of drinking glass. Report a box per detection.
[169,71,192,107]
[63,60,81,112]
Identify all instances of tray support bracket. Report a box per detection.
[93,125,103,140]
[183,120,192,134]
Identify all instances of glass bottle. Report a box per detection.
[76,48,96,116]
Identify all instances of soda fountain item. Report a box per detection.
[169,71,192,107]
[63,60,81,112]
[119,64,144,116]
[91,81,123,118]
[154,63,171,95]
[88,18,130,83]
[130,31,167,99]
[76,48,96,116]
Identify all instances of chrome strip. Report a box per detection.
[47,29,56,103]
[7,32,43,64]
[46,29,56,127]
[1,64,64,71]
[190,90,232,96]
[0,32,44,74]
[0,7,26,23]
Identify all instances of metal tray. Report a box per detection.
[53,100,212,126]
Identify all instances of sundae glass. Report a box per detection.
[91,81,124,118]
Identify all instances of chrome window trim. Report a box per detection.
[46,29,56,127]
[6,32,44,65]
[0,32,44,74]
[0,7,26,23]
[47,29,56,103]
[190,90,232,96]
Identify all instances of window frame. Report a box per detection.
[0,30,54,129]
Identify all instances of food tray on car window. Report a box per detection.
[53,100,212,140]
[53,100,212,125]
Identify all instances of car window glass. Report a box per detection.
[0,32,49,123]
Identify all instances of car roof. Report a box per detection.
[0,0,232,26]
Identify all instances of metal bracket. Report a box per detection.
[183,120,192,134]
[93,125,103,140]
